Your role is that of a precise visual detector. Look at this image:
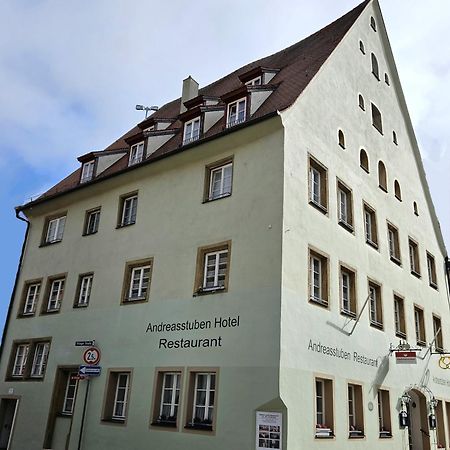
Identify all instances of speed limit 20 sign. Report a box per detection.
[83,347,101,365]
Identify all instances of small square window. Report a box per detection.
[204,158,233,202]
[83,207,101,236]
[315,378,334,438]
[151,370,182,428]
[80,161,95,183]
[309,249,329,307]
[377,389,392,438]
[102,370,132,423]
[387,222,401,264]
[309,156,328,213]
[348,384,364,438]
[226,98,246,127]
[74,273,94,307]
[194,242,230,295]
[340,266,356,317]
[394,295,406,339]
[368,281,383,329]
[414,306,426,346]
[427,252,438,289]
[19,280,42,317]
[363,203,378,248]
[129,142,144,166]
[118,193,138,227]
[337,181,353,230]
[183,118,201,145]
[122,259,153,303]
[43,276,66,314]
[409,238,421,277]
[42,214,66,245]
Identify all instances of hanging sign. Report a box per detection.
[395,351,417,364]
[256,411,282,449]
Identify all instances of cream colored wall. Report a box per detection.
[280,2,450,450]
[1,117,285,449]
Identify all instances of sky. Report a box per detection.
[0,0,449,334]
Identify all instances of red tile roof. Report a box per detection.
[22,0,369,210]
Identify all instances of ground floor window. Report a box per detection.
[102,370,132,423]
[315,377,334,438]
[377,389,392,437]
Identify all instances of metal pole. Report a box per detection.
[77,378,90,450]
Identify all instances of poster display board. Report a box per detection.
[256,411,282,449]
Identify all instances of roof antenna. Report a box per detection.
[135,104,159,118]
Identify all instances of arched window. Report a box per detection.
[338,130,345,149]
[378,161,387,191]
[360,149,369,172]
[371,103,383,134]
[394,180,402,200]
[370,16,377,31]
[371,53,379,80]
[359,40,365,54]
[358,94,365,110]
[393,131,398,145]
[413,201,419,216]
[384,73,390,85]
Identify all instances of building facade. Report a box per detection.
[1,1,449,449]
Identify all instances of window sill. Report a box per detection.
[116,222,136,229]
[429,282,438,290]
[366,239,379,250]
[41,309,61,315]
[39,240,62,248]
[378,185,388,193]
[17,313,35,319]
[122,297,148,304]
[338,220,354,233]
[349,431,365,439]
[194,286,226,296]
[5,376,45,382]
[82,231,98,237]
[372,73,380,81]
[73,303,89,309]
[341,309,356,319]
[395,331,407,340]
[395,195,402,202]
[309,200,328,215]
[102,418,126,425]
[370,320,384,330]
[309,297,329,308]
[390,256,402,266]
[379,432,392,438]
[202,192,232,204]
[411,270,421,279]
[416,340,426,347]
[339,143,345,150]
[373,125,383,135]
[360,165,369,174]
[185,423,213,432]
[57,412,73,418]
[151,421,177,428]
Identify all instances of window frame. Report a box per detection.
[359,149,369,172]
[363,202,378,249]
[308,155,328,213]
[18,279,42,317]
[203,157,234,202]
[41,275,66,315]
[83,207,101,236]
[371,103,383,134]
[101,369,132,424]
[393,294,407,339]
[117,192,138,228]
[80,160,95,183]
[378,161,388,192]
[183,117,202,145]
[226,97,247,128]
[377,389,392,438]
[61,371,79,415]
[340,264,357,318]
[308,248,329,308]
[74,273,94,308]
[427,252,438,289]
[387,222,401,265]
[121,258,153,304]
[128,141,145,166]
[41,213,67,246]
[347,383,364,438]
[432,314,444,352]
[368,280,383,330]
[314,376,334,438]
[414,305,426,346]
[408,238,421,278]
[371,53,380,80]
[336,179,353,231]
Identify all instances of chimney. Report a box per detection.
[180,76,199,113]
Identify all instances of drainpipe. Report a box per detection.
[0,209,30,363]
[445,256,450,312]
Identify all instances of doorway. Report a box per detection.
[408,389,430,450]
[0,398,19,450]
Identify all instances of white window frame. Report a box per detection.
[121,195,138,226]
[348,385,356,429]
[128,265,151,300]
[338,188,349,224]
[203,250,228,291]
[394,297,402,336]
[85,209,100,235]
[31,342,49,378]
[62,372,78,414]
[310,256,322,302]
[129,142,144,166]
[414,308,425,344]
[310,167,321,205]
[23,283,40,315]
[45,216,66,244]
[47,278,65,312]
[208,162,233,201]
[77,275,93,306]
[183,117,201,144]
[341,271,350,313]
[12,344,29,377]
[159,372,180,421]
[112,373,129,419]
[427,253,437,286]
[192,373,215,424]
[80,161,95,183]
[316,379,325,425]
[245,76,262,86]
[369,285,380,326]
[226,98,246,127]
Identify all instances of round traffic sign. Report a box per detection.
[83,347,101,365]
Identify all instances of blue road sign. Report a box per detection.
[78,365,101,377]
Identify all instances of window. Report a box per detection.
[122,259,153,303]
[377,390,392,438]
[204,159,233,201]
[387,222,401,264]
[151,371,182,427]
[129,142,144,166]
[44,277,65,313]
[11,344,29,377]
[394,180,402,201]
[308,156,328,212]
[83,207,101,235]
[19,280,41,316]
[183,117,201,145]
[194,242,230,295]
[371,103,383,134]
[245,76,262,86]
[359,149,369,172]
[315,378,334,438]
[80,161,95,183]
[363,203,378,248]
[384,73,390,85]
[371,53,379,80]
[394,295,406,339]
[338,129,345,149]
[378,161,387,191]
[62,372,78,415]
[340,266,356,317]
[427,252,438,288]
[30,342,50,378]
[7,340,51,381]
[359,40,365,54]
[226,98,246,127]
[43,214,66,245]
[433,315,444,352]
[309,249,328,307]
[413,201,419,216]
[186,371,217,431]
[75,273,93,307]
[118,193,138,227]
[368,281,383,329]
[393,130,398,145]
[337,181,353,230]
[370,16,377,31]
[358,94,365,110]
[102,370,131,423]
[348,384,364,438]
[414,306,426,346]
[409,238,420,277]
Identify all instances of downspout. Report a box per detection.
[0,209,30,363]
[445,256,450,312]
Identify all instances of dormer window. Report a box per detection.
[245,76,262,86]
[183,117,201,145]
[80,161,95,183]
[129,142,144,166]
[226,98,246,128]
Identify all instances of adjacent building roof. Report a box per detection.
[21,0,369,209]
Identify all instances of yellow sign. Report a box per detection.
[438,356,450,369]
